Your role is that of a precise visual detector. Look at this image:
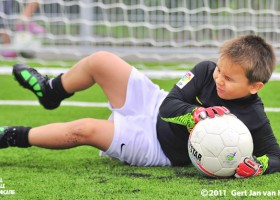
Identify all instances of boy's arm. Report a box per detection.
[235,114,280,178]
[160,103,229,131]
[159,62,229,130]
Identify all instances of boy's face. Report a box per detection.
[213,57,263,100]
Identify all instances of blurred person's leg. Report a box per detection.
[0,0,17,58]
[15,0,45,34]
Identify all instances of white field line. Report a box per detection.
[1,66,280,80]
[0,100,280,112]
[1,66,280,112]
[0,100,108,107]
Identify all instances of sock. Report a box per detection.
[48,74,74,101]
[5,126,32,148]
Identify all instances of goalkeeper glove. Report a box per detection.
[193,106,230,124]
[235,156,263,178]
[161,106,230,133]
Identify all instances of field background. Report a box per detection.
[0,61,280,200]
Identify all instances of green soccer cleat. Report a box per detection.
[0,126,9,148]
[13,63,61,109]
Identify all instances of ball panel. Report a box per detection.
[215,168,236,177]
[201,135,224,157]
[198,116,227,135]
[189,125,206,144]
[202,157,222,174]
[192,161,220,178]
[238,132,254,156]
[221,129,239,147]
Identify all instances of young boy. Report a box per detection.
[1,35,279,178]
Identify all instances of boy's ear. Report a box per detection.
[250,82,264,94]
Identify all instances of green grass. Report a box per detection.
[0,72,280,199]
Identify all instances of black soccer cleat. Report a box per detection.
[0,126,9,148]
[0,126,32,148]
[13,63,61,109]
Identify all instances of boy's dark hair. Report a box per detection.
[219,34,276,83]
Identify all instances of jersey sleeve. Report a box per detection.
[252,122,280,174]
[265,155,280,174]
[159,61,215,127]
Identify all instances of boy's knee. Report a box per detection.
[90,51,113,63]
[69,118,97,142]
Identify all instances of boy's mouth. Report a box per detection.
[216,86,224,94]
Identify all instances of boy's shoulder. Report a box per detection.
[191,60,216,79]
[194,60,216,70]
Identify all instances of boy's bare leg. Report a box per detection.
[29,118,114,151]
[4,51,130,149]
[13,51,131,109]
[62,51,132,108]
[21,1,39,18]
[27,52,131,150]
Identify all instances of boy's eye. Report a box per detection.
[225,76,231,81]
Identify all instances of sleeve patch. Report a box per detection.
[176,71,195,89]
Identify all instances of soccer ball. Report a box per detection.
[188,114,253,178]
[13,31,34,48]
[12,31,41,58]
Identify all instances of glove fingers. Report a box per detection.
[212,107,224,115]
[212,106,229,116]
[221,106,230,114]
[244,158,257,169]
[193,106,230,123]
[199,111,207,120]
[235,157,263,178]
[236,163,255,176]
[205,108,215,118]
